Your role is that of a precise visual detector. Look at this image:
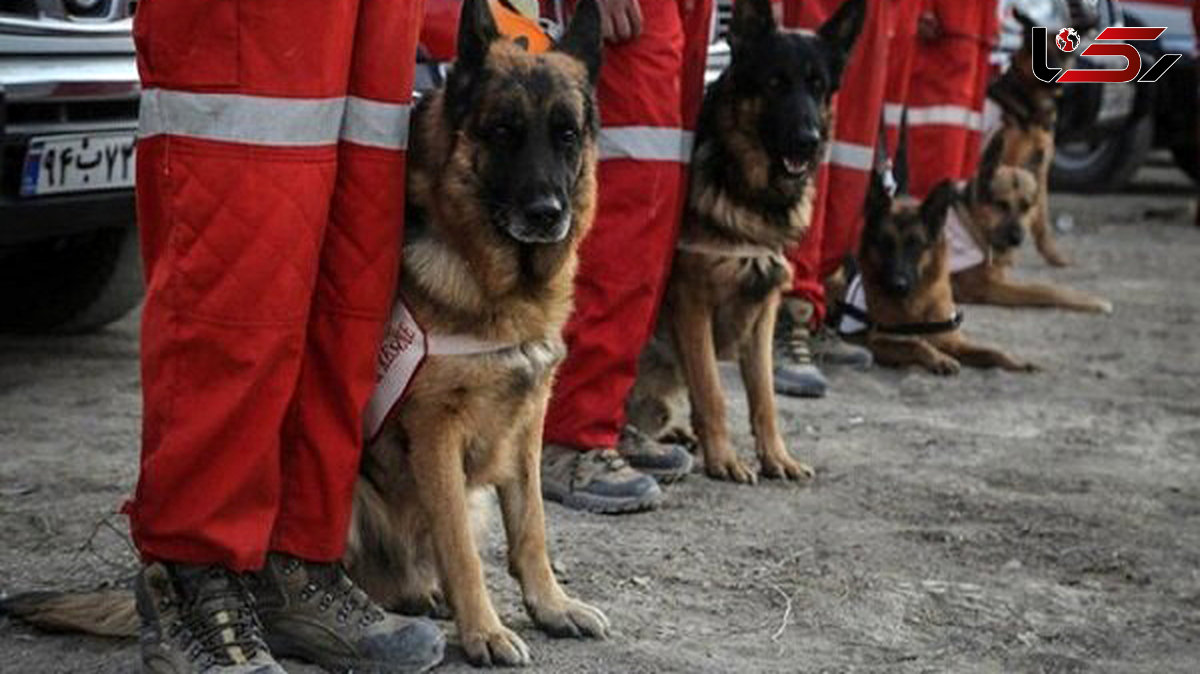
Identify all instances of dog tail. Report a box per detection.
[0,589,138,638]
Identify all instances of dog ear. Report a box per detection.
[446,0,501,126]
[558,0,602,84]
[865,169,892,232]
[730,0,776,57]
[921,181,958,239]
[818,0,867,88]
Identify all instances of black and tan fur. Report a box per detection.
[345,0,608,666]
[951,134,1113,314]
[986,9,1097,268]
[853,175,1037,375]
[625,0,865,483]
[0,0,607,667]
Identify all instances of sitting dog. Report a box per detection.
[344,0,608,666]
[625,0,866,483]
[983,9,1089,269]
[950,135,1113,314]
[843,173,1038,375]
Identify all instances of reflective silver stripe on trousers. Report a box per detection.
[827,141,875,171]
[342,96,410,150]
[139,89,410,150]
[902,105,984,131]
[598,126,694,163]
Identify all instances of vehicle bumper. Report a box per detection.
[0,50,139,246]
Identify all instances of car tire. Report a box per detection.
[1050,114,1154,192]
[0,227,143,334]
[1170,142,1198,184]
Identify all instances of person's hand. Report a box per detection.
[599,0,643,44]
[917,11,941,41]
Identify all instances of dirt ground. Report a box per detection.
[1,159,1197,673]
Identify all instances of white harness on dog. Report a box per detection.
[363,299,515,442]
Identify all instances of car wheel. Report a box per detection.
[0,227,143,334]
[1170,142,1198,184]
[1050,114,1153,192]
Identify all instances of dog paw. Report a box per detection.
[1015,360,1041,373]
[760,453,814,481]
[705,454,757,484]
[528,596,610,639]
[1046,254,1071,268]
[928,356,961,376]
[461,624,531,667]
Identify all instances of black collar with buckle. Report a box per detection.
[839,302,964,336]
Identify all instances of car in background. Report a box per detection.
[0,0,141,333]
[1046,0,1198,189]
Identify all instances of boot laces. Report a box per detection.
[296,560,387,628]
[173,567,265,667]
[776,312,815,366]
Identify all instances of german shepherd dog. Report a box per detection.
[852,174,1038,375]
[624,0,865,483]
[345,0,609,666]
[951,134,1114,314]
[986,9,1099,268]
[0,0,607,667]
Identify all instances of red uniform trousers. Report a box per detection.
[904,0,998,198]
[783,0,910,325]
[128,0,423,571]
[544,0,713,450]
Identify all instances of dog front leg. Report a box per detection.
[407,425,530,667]
[1032,192,1070,267]
[980,278,1112,314]
[868,333,961,375]
[498,399,609,640]
[738,294,813,480]
[932,332,1039,372]
[669,296,755,483]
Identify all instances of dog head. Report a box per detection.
[862,175,957,298]
[725,0,866,194]
[970,135,1042,253]
[441,0,602,247]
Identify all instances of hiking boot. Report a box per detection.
[811,324,874,370]
[249,554,444,674]
[617,425,694,483]
[773,300,828,398]
[542,444,664,514]
[135,562,285,674]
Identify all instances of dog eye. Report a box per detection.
[489,124,516,142]
[556,127,579,145]
[808,74,824,93]
[767,75,785,90]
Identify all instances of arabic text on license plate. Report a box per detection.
[20,133,136,197]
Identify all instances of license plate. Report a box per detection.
[20,132,136,197]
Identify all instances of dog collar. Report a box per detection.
[364,299,517,441]
[839,301,965,337]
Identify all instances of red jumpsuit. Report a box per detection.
[544,0,713,450]
[904,0,999,198]
[783,0,920,325]
[127,0,423,571]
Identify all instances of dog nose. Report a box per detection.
[524,196,564,229]
[890,275,912,294]
[795,128,821,156]
[1006,226,1024,247]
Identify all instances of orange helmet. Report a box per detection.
[490,0,552,54]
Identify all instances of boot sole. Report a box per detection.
[626,452,695,485]
[268,633,445,674]
[542,486,665,514]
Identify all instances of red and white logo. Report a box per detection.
[1056,27,1081,52]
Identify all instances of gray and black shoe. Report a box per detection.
[135,562,285,674]
[249,553,444,674]
[542,445,664,514]
[773,303,828,398]
[617,425,694,483]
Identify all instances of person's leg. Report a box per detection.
[129,0,359,669]
[883,0,924,164]
[256,0,445,668]
[906,0,991,198]
[542,0,692,513]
